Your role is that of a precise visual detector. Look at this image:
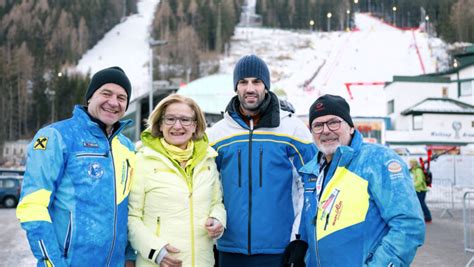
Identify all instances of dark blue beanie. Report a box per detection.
[85,66,132,110]
[233,55,270,91]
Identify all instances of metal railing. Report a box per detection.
[463,190,474,267]
[426,178,454,218]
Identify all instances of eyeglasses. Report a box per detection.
[311,119,343,134]
[162,115,195,126]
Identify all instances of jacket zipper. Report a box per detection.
[189,189,196,267]
[156,217,161,236]
[238,149,242,187]
[314,213,321,267]
[106,140,118,267]
[259,148,263,187]
[123,159,131,195]
[90,116,130,266]
[63,211,73,258]
[247,117,254,255]
[314,156,342,267]
[75,152,108,158]
[183,170,196,267]
[158,141,210,266]
[38,240,53,266]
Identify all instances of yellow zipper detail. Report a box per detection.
[156,217,160,236]
[189,190,195,267]
[184,172,196,267]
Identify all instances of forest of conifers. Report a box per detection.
[0,0,473,147]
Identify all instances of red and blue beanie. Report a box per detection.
[85,66,132,110]
[309,94,354,127]
[233,55,270,91]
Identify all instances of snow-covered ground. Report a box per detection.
[75,0,449,117]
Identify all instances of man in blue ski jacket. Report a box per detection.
[299,94,425,266]
[17,66,136,266]
[207,55,317,266]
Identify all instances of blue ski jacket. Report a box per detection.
[299,130,424,266]
[17,105,136,267]
[208,92,316,255]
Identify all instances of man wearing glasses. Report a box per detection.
[298,94,425,266]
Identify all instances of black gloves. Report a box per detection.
[283,235,308,267]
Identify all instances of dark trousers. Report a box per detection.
[417,191,432,221]
[218,251,284,267]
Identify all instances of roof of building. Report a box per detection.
[401,98,474,115]
[177,74,234,115]
[391,75,451,83]
[388,45,474,81]
[454,44,474,57]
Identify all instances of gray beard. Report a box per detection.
[318,144,339,158]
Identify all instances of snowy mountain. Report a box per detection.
[76,0,160,101]
[75,0,448,117]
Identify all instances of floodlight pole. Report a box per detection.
[148,39,168,115]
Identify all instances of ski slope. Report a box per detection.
[74,0,448,117]
[76,0,159,100]
[220,13,447,116]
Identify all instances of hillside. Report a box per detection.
[0,0,138,145]
[76,5,450,118]
[1,0,472,149]
[193,13,450,116]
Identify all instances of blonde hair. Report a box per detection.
[409,159,419,167]
[147,94,207,140]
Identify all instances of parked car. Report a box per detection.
[0,168,25,176]
[0,176,22,208]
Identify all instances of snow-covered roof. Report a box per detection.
[177,74,234,115]
[401,98,474,115]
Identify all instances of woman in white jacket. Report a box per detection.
[128,94,226,267]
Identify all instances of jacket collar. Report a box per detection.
[73,105,132,140]
[140,129,216,170]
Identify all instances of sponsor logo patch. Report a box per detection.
[83,142,99,148]
[315,102,324,111]
[88,162,104,179]
[332,200,343,226]
[387,161,402,173]
[34,137,48,150]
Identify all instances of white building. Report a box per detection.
[2,139,29,166]
[384,45,474,152]
[386,97,474,146]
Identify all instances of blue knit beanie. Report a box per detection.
[233,55,270,91]
[85,66,132,110]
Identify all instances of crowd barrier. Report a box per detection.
[426,178,454,218]
[463,191,474,267]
